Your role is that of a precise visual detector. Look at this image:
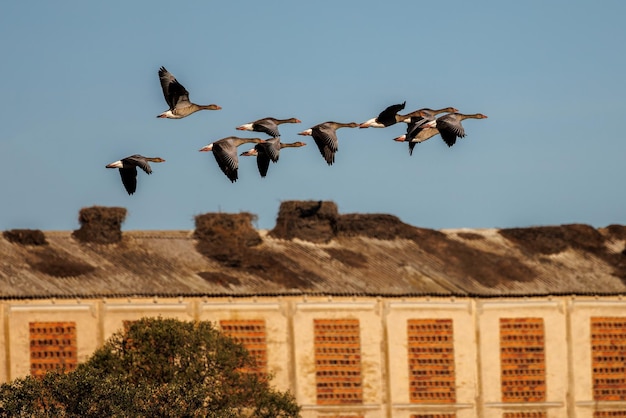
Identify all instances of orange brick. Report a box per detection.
[29,322,77,378]
[500,318,546,403]
[407,319,456,404]
[314,319,363,405]
[591,317,626,401]
[220,319,268,377]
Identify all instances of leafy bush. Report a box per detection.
[0,318,300,417]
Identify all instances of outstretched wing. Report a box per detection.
[124,155,152,174]
[212,142,239,182]
[377,101,406,125]
[312,124,339,165]
[253,119,281,138]
[436,115,465,147]
[255,145,271,177]
[158,67,190,110]
[118,167,138,195]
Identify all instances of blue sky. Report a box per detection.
[1,1,626,231]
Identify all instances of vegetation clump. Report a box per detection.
[0,317,300,417]
[270,200,339,243]
[72,206,127,244]
[3,229,47,246]
[194,212,262,267]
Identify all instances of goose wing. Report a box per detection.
[118,166,138,195]
[212,141,239,182]
[255,145,272,178]
[262,137,281,163]
[436,114,466,147]
[123,155,153,174]
[158,67,191,110]
[312,124,338,165]
[253,119,281,138]
[377,101,406,125]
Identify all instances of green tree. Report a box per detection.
[0,318,300,417]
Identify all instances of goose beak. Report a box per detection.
[393,135,406,142]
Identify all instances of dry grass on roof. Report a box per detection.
[499,224,626,281]
[194,212,323,289]
[72,206,127,244]
[3,229,47,246]
[499,224,605,256]
[270,200,339,243]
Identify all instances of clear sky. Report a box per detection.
[2,1,625,232]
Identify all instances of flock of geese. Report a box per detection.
[106,67,488,195]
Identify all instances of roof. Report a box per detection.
[1,202,626,299]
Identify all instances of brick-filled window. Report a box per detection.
[500,317,546,402]
[220,319,268,377]
[594,412,626,418]
[590,317,626,401]
[30,321,77,378]
[502,413,547,418]
[407,319,456,403]
[410,414,456,418]
[321,416,364,418]
[314,318,363,405]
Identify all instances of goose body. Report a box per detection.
[241,141,307,177]
[359,101,407,128]
[298,121,358,165]
[106,155,165,195]
[394,128,440,154]
[236,117,301,138]
[157,66,221,119]
[199,136,266,182]
[432,112,488,147]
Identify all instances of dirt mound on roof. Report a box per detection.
[194,212,322,288]
[270,200,339,243]
[337,213,420,240]
[500,224,626,281]
[270,203,439,242]
[268,202,536,288]
[604,224,626,240]
[194,212,262,267]
[72,206,127,244]
[499,224,605,255]
[3,229,47,246]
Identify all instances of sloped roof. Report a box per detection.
[2,203,626,299]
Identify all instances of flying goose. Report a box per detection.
[240,141,307,177]
[106,155,165,195]
[157,66,221,119]
[298,121,358,165]
[199,136,266,182]
[236,117,301,138]
[431,112,488,147]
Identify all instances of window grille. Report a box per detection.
[220,319,268,377]
[500,318,546,402]
[407,318,456,403]
[314,318,363,405]
[590,317,626,401]
[29,321,77,377]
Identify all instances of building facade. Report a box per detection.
[1,295,625,418]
